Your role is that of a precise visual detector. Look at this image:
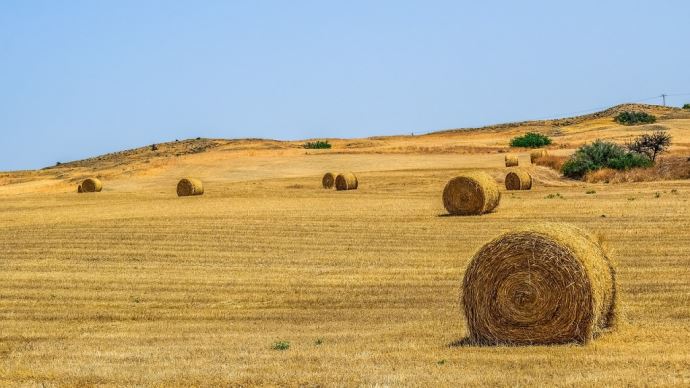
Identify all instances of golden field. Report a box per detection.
[1,104,690,386]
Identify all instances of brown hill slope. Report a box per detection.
[1,103,689,194]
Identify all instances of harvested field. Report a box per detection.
[1,104,690,385]
[1,164,689,386]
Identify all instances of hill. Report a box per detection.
[1,103,689,194]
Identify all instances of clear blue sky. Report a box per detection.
[2,1,690,171]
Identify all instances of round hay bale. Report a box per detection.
[77,185,83,193]
[81,178,102,193]
[177,178,204,197]
[505,170,532,190]
[462,223,616,345]
[530,149,548,163]
[322,172,336,189]
[505,155,519,167]
[335,172,358,191]
[442,172,500,215]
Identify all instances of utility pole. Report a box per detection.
[661,94,667,106]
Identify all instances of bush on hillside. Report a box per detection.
[614,111,656,125]
[683,103,690,110]
[509,132,552,148]
[561,140,652,179]
[303,140,332,149]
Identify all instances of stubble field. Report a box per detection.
[1,160,689,386]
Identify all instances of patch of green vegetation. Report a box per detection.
[561,140,652,179]
[586,190,596,194]
[271,341,290,351]
[509,132,552,148]
[314,338,323,346]
[303,140,332,149]
[654,192,661,198]
[682,103,690,110]
[545,193,564,199]
[437,360,446,365]
[614,111,656,125]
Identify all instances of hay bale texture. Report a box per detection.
[442,172,500,215]
[462,223,616,345]
[530,149,549,163]
[81,178,102,193]
[505,155,519,167]
[322,172,336,189]
[177,178,204,197]
[335,172,358,191]
[77,185,83,193]
[505,170,532,190]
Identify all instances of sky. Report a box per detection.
[1,1,690,171]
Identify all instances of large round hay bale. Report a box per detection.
[505,155,519,167]
[77,185,83,193]
[505,170,532,190]
[335,172,358,191]
[530,149,548,163]
[322,172,336,189]
[442,172,500,215]
[462,223,616,345]
[81,178,102,193]
[177,178,204,197]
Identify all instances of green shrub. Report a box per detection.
[509,132,552,148]
[607,152,652,170]
[683,103,690,110]
[561,140,652,179]
[303,140,332,149]
[614,111,656,125]
[271,341,290,351]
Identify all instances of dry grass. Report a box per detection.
[1,169,689,386]
[463,222,615,345]
[534,155,569,172]
[1,104,690,385]
[584,157,690,183]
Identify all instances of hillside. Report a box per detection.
[1,103,689,195]
[1,103,690,385]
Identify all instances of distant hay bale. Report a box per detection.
[335,172,358,191]
[322,172,336,189]
[505,155,519,167]
[463,223,617,345]
[177,178,204,197]
[442,172,500,215]
[505,170,532,190]
[77,185,83,193]
[81,178,102,193]
[530,149,549,163]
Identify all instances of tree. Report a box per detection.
[626,131,672,162]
